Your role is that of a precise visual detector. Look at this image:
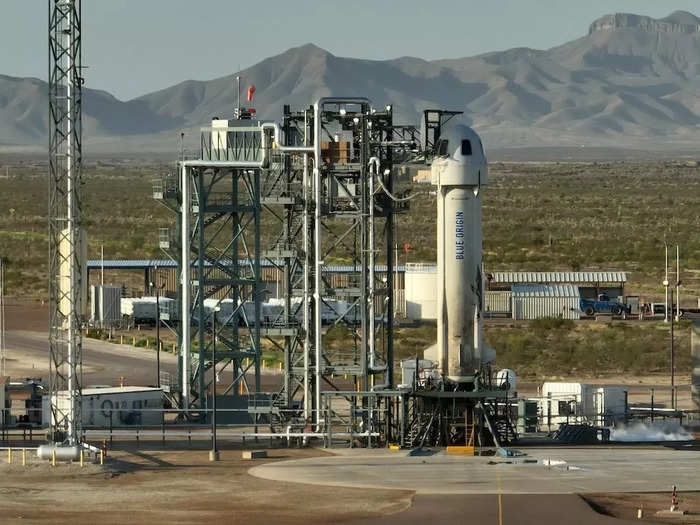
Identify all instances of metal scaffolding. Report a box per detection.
[48,0,83,445]
[264,99,407,432]
[154,121,276,417]
[153,99,413,431]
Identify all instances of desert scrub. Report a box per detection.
[487,319,691,380]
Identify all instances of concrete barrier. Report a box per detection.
[242,450,268,460]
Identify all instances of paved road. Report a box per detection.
[4,330,291,391]
[5,330,178,386]
[250,447,700,495]
[346,494,645,525]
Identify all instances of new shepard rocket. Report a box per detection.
[432,124,495,384]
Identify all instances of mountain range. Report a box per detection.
[2,10,700,153]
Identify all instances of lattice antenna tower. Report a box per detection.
[48,0,83,445]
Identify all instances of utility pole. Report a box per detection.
[48,0,83,447]
[664,242,669,323]
[675,245,681,322]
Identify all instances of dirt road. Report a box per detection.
[0,448,411,525]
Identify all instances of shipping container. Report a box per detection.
[511,285,580,320]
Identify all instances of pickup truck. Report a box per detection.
[579,294,630,317]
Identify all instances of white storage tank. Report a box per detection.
[538,382,627,429]
[404,263,437,320]
[399,359,440,389]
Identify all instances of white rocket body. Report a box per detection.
[432,125,495,383]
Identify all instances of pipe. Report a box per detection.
[180,163,190,410]
[368,158,378,372]
[366,159,389,396]
[181,160,266,168]
[302,112,312,421]
[261,122,314,153]
[37,444,80,462]
[80,430,379,439]
[313,163,322,430]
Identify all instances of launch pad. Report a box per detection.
[249,446,700,494]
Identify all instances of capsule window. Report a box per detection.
[437,139,449,156]
[461,139,472,156]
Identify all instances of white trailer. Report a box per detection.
[45,386,164,428]
[538,382,627,429]
[121,296,178,324]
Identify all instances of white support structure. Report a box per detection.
[180,163,191,410]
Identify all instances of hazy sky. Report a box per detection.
[2,1,699,100]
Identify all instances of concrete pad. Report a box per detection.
[249,447,700,495]
[656,509,688,517]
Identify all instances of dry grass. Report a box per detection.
[1,159,698,304]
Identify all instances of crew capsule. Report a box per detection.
[431,124,494,383]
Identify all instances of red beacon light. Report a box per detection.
[248,108,256,114]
